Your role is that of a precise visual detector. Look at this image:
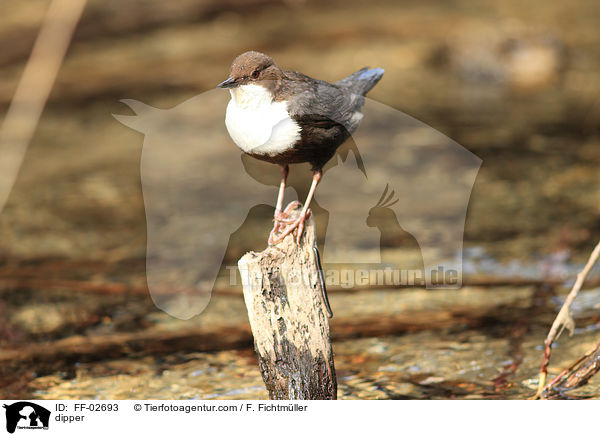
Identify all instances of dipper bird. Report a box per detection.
[218,51,384,244]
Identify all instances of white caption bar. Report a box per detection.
[0,400,593,435]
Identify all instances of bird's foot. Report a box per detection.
[273,201,305,224]
[282,201,302,216]
[268,213,286,245]
[269,206,311,245]
[270,211,288,234]
[268,202,302,245]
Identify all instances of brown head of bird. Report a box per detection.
[217,51,285,90]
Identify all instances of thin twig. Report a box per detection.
[0,0,87,214]
[535,240,600,397]
[544,340,600,396]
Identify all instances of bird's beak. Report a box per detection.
[217,77,237,89]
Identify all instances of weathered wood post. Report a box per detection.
[238,203,337,399]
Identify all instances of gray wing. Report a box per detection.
[285,73,366,134]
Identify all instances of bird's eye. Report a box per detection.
[251,70,260,79]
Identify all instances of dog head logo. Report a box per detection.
[3,402,50,433]
[114,89,481,319]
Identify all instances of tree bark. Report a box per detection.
[238,203,337,399]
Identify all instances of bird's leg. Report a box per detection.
[268,164,289,245]
[274,164,289,220]
[273,170,322,244]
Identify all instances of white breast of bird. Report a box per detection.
[225,84,301,156]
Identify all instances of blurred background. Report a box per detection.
[0,0,599,399]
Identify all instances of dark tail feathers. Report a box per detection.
[336,67,384,95]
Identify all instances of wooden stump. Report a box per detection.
[238,203,337,400]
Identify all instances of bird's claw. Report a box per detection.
[268,207,311,245]
[271,211,288,232]
[269,201,303,245]
[283,201,302,215]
